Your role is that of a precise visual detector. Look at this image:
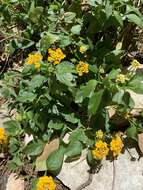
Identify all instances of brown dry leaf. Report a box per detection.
[35,138,60,171]
[138,133,143,154]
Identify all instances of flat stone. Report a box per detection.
[6,173,24,190]
[58,149,143,190]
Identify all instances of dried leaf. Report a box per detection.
[138,133,143,154]
[35,138,60,171]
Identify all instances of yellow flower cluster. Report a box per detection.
[110,135,123,157]
[76,61,89,76]
[36,176,56,190]
[0,128,7,145]
[26,53,43,69]
[92,140,109,160]
[115,74,126,84]
[48,48,66,65]
[131,59,141,69]
[96,130,104,139]
[79,46,87,54]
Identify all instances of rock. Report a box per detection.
[58,149,143,190]
[6,173,24,190]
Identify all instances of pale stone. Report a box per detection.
[6,173,24,190]
[58,149,143,190]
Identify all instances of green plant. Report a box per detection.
[1,0,143,176]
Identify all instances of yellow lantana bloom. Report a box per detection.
[48,48,66,65]
[0,128,7,145]
[92,140,109,160]
[110,135,123,157]
[115,74,126,84]
[76,61,89,76]
[36,176,56,190]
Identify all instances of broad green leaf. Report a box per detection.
[28,75,46,91]
[87,150,97,166]
[40,33,59,50]
[17,92,36,103]
[3,120,21,136]
[65,141,82,159]
[23,141,45,156]
[69,128,88,143]
[64,12,76,23]
[56,62,76,86]
[62,113,79,124]
[71,25,81,35]
[126,124,137,140]
[88,90,104,116]
[128,76,143,94]
[112,90,124,104]
[75,80,98,103]
[108,69,121,80]
[114,11,123,27]
[48,120,64,130]
[126,14,143,27]
[46,146,65,174]
[29,6,43,23]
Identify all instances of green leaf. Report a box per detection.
[62,113,79,124]
[28,75,46,91]
[112,90,124,104]
[17,92,36,103]
[65,141,82,160]
[126,124,137,140]
[108,69,121,80]
[64,12,76,23]
[29,6,43,23]
[87,150,97,166]
[69,128,88,144]
[23,141,45,156]
[128,76,143,94]
[75,80,98,103]
[114,11,123,27]
[3,120,21,136]
[40,33,59,50]
[56,62,76,86]
[46,146,65,175]
[71,25,81,35]
[48,120,64,130]
[88,90,104,116]
[126,14,143,28]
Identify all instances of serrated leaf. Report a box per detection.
[62,113,79,124]
[126,124,137,140]
[75,80,98,103]
[69,128,88,143]
[64,12,76,23]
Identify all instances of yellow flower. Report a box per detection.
[48,48,66,65]
[110,135,123,157]
[35,62,41,69]
[96,130,104,139]
[79,46,87,54]
[0,128,7,145]
[76,61,89,76]
[131,59,141,69]
[115,74,126,84]
[26,52,43,70]
[92,140,109,160]
[36,176,56,190]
